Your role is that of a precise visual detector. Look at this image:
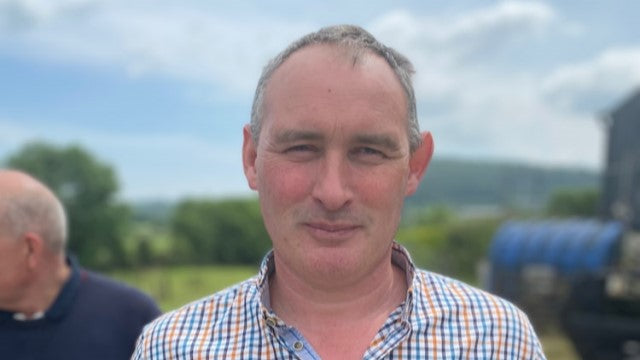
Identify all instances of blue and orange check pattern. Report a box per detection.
[132,243,546,359]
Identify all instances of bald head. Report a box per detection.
[0,170,67,253]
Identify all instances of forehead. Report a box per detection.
[262,44,408,133]
[268,44,404,97]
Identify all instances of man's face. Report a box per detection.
[243,45,431,285]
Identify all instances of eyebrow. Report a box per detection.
[272,129,402,151]
[273,130,323,144]
[353,133,401,151]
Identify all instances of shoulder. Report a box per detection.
[415,269,519,312]
[79,270,160,318]
[414,269,532,325]
[82,270,157,305]
[145,276,260,331]
[132,276,261,359]
[411,269,546,359]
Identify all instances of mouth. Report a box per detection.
[303,222,362,240]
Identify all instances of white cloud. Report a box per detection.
[1,0,313,94]
[0,0,96,31]
[365,2,607,169]
[2,0,564,96]
[370,1,556,65]
[367,1,566,109]
[429,83,605,168]
[541,47,640,113]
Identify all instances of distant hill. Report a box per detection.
[407,158,600,210]
[131,158,601,221]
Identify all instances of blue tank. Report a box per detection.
[489,219,623,281]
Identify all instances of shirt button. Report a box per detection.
[266,317,276,327]
[293,341,304,351]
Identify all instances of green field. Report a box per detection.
[540,331,579,360]
[111,265,257,311]
[111,265,579,359]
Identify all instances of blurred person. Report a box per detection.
[134,25,545,359]
[0,169,160,359]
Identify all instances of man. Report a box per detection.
[0,170,161,359]
[133,25,545,359]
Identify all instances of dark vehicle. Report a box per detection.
[488,90,640,360]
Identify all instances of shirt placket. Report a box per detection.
[363,305,412,359]
[263,313,322,360]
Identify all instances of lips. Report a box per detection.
[303,221,362,240]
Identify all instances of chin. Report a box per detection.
[304,250,366,278]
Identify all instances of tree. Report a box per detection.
[546,187,599,218]
[171,197,270,264]
[6,141,130,269]
[397,216,502,283]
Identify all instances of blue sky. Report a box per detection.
[1,0,639,201]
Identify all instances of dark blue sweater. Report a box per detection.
[0,258,161,360]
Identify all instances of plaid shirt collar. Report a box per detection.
[255,242,416,328]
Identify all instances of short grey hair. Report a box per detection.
[0,189,67,253]
[250,24,422,152]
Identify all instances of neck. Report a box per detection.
[14,255,71,317]
[270,250,407,325]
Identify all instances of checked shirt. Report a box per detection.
[132,243,546,359]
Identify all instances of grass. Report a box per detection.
[539,330,579,360]
[111,264,257,311]
[112,265,579,359]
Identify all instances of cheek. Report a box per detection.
[353,166,409,206]
[258,159,314,206]
[0,257,20,287]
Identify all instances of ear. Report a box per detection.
[23,232,44,269]
[242,124,259,190]
[405,131,434,196]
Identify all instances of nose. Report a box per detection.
[311,152,353,211]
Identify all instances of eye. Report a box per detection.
[355,147,385,156]
[285,144,316,153]
[351,147,388,163]
[281,144,320,161]
[360,147,383,155]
